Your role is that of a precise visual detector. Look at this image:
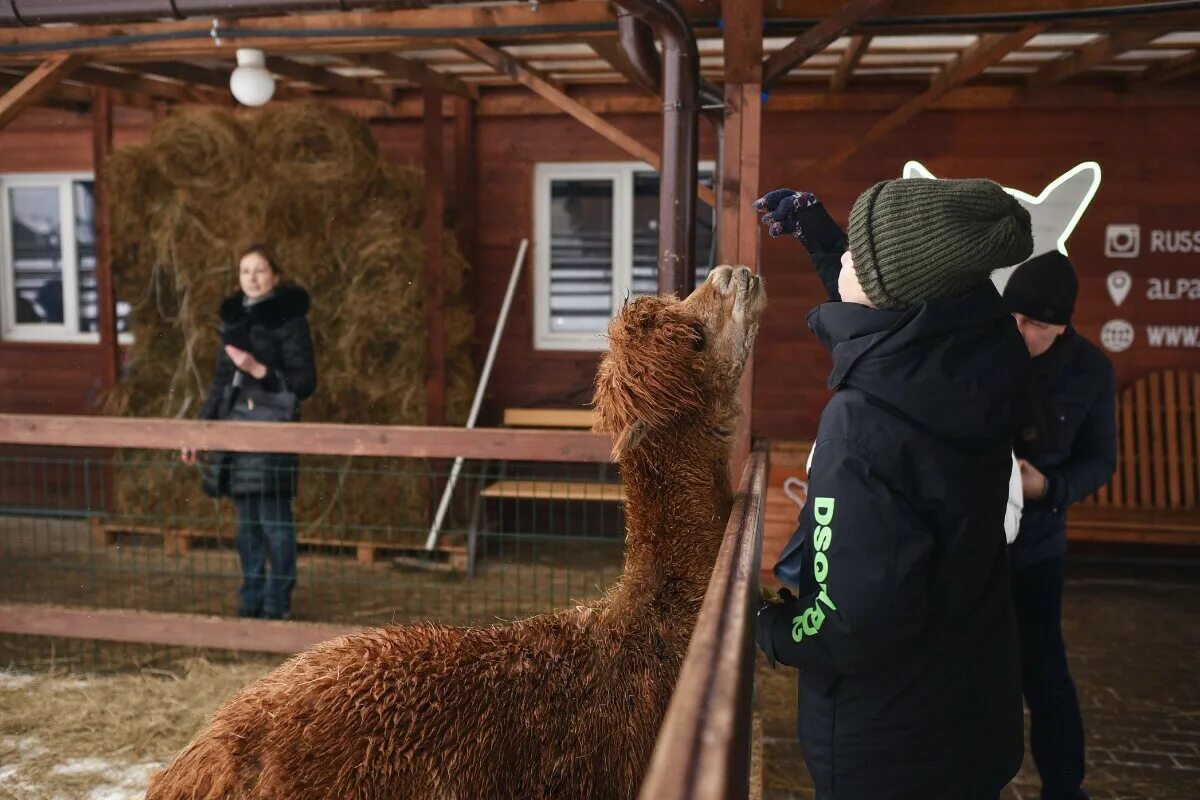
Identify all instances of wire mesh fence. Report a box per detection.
[1,442,626,671]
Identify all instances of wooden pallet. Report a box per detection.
[90,520,467,569]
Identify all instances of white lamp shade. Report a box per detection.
[230,48,275,107]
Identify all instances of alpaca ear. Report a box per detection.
[612,420,647,461]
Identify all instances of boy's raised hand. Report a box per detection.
[754,189,820,239]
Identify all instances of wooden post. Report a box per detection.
[720,2,763,485]
[423,85,446,428]
[453,95,476,265]
[92,88,119,391]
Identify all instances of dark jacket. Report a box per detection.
[200,285,317,498]
[762,284,1027,799]
[1010,330,1116,569]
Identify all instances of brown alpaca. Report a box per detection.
[145,265,765,800]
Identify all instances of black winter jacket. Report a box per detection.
[762,283,1028,799]
[1010,330,1116,569]
[200,285,317,497]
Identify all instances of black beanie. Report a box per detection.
[1003,250,1078,325]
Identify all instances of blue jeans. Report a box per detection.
[232,494,297,619]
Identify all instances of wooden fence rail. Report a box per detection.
[639,449,768,800]
[0,413,613,463]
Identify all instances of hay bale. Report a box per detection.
[106,104,475,542]
[147,108,252,197]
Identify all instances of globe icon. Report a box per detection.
[1100,320,1135,353]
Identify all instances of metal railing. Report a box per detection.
[639,449,767,800]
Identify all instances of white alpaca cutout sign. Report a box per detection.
[902,161,1102,293]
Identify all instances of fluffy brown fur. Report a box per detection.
[145,266,765,800]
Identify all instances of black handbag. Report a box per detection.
[227,380,299,424]
[200,380,298,498]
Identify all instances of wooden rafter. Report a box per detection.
[347,51,476,100]
[812,25,1047,175]
[133,61,307,100]
[1136,50,1200,84]
[457,37,717,207]
[1028,29,1163,87]
[831,35,872,92]
[71,64,232,105]
[0,54,84,127]
[133,61,232,90]
[0,68,88,113]
[265,56,392,102]
[762,0,894,88]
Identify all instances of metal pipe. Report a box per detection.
[615,8,660,96]
[5,0,438,26]
[614,0,699,299]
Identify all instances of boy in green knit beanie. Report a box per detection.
[754,179,1035,800]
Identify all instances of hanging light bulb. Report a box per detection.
[229,48,275,107]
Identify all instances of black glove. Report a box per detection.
[756,586,796,668]
[752,188,847,256]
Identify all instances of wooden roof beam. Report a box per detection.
[265,56,392,102]
[0,54,85,128]
[830,34,872,92]
[812,25,1047,175]
[348,51,477,100]
[71,64,232,106]
[1027,29,1163,87]
[0,1,616,63]
[456,37,715,206]
[762,0,894,89]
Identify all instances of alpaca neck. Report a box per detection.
[608,418,735,616]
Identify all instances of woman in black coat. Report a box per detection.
[181,244,317,619]
[754,181,1034,799]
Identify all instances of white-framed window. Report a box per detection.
[533,161,716,351]
[0,172,130,343]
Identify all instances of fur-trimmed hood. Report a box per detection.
[219,284,311,327]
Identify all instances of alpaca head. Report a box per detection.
[593,265,766,459]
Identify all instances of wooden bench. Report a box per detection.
[1070,369,1200,546]
[90,520,468,570]
[502,407,596,430]
[483,407,621,501]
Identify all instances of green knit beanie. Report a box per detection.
[847,178,1033,309]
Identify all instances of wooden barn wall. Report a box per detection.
[2,105,1198,441]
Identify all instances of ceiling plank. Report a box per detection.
[830,34,872,92]
[762,0,894,88]
[349,51,477,100]
[811,25,1047,175]
[265,56,392,102]
[456,37,716,206]
[0,54,85,128]
[1027,29,1162,87]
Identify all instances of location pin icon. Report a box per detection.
[1107,270,1132,307]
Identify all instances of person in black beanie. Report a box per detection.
[753,184,1033,800]
[1004,249,1116,800]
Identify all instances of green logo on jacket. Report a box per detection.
[792,497,839,643]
